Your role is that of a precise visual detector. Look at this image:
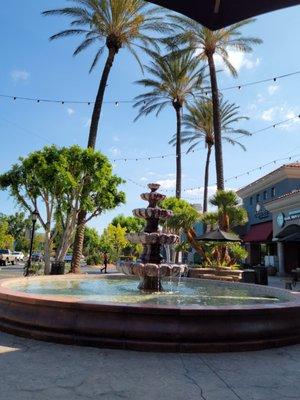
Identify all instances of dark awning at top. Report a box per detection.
[243,222,273,243]
[197,228,241,242]
[276,224,300,241]
[147,0,300,30]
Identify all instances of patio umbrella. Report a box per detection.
[197,228,241,242]
[147,0,300,30]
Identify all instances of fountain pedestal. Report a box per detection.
[117,183,186,291]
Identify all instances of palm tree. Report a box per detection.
[209,190,248,232]
[134,50,204,198]
[43,0,168,273]
[168,16,262,190]
[170,99,250,212]
[43,0,167,149]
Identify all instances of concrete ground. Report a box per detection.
[0,265,300,400]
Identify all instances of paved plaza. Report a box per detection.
[0,265,300,400]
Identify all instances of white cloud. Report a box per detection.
[140,177,148,182]
[185,185,217,198]
[67,108,75,115]
[260,104,300,130]
[11,69,30,82]
[261,107,275,121]
[110,147,121,157]
[268,84,279,96]
[215,51,260,74]
[157,179,176,190]
[113,135,120,142]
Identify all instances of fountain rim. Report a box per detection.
[0,274,299,313]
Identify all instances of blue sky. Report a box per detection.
[1,1,300,232]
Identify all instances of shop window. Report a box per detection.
[263,190,267,200]
[256,193,260,203]
[271,187,276,198]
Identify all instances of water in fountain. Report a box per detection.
[117,183,186,292]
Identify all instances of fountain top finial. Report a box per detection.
[148,183,160,192]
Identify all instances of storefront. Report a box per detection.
[237,163,300,272]
[266,190,300,275]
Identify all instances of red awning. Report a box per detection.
[243,222,273,243]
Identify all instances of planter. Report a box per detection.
[50,261,65,275]
[187,267,242,282]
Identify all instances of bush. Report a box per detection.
[86,254,102,266]
[27,262,44,275]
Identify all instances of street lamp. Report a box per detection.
[24,209,39,277]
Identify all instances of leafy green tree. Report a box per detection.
[111,214,145,232]
[99,224,128,261]
[168,16,261,189]
[134,50,204,198]
[170,99,250,212]
[0,145,125,274]
[160,197,207,260]
[0,219,14,249]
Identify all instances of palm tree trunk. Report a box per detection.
[71,210,85,274]
[174,105,182,199]
[88,47,117,149]
[203,144,212,213]
[71,47,117,274]
[207,54,224,190]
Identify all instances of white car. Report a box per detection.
[13,251,24,262]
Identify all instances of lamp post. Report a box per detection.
[24,209,39,277]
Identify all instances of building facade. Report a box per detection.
[237,163,300,274]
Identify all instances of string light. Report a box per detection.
[112,115,300,162]
[125,153,300,195]
[1,69,300,106]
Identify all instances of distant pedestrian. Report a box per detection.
[100,252,109,274]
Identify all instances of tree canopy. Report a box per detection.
[0,145,125,273]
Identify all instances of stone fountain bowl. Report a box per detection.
[1,275,300,352]
[117,261,186,278]
[140,192,166,202]
[133,208,173,220]
[126,232,179,245]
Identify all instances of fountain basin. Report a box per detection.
[0,275,300,352]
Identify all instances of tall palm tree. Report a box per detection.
[43,0,167,149]
[170,99,250,212]
[134,50,204,198]
[168,16,262,190]
[43,0,168,273]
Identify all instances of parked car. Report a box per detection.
[64,254,86,264]
[13,251,25,262]
[0,249,16,266]
[31,252,43,262]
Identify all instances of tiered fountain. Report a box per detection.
[117,183,186,291]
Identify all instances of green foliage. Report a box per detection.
[160,197,201,233]
[228,243,248,264]
[0,219,14,249]
[170,99,250,152]
[43,0,168,73]
[99,224,128,262]
[111,215,145,233]
[134,50,204,118]
[0,145,125,272]
[86,254,102,266]
[209,190,248,231]
[167,16,262,78]
[26,262,44,276]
